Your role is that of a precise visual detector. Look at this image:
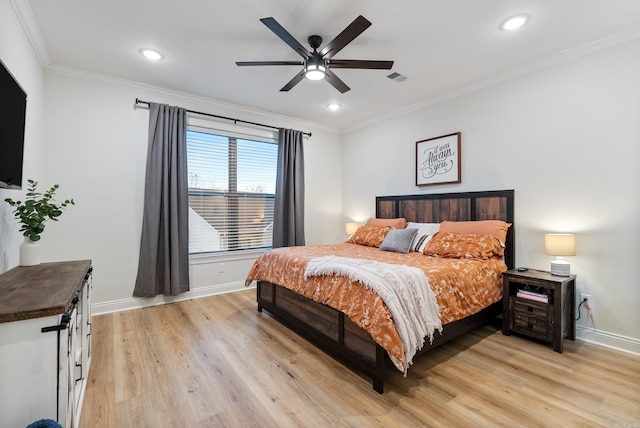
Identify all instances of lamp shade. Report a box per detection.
[545,233,575,276]
[346,223,360,235]
[544,234,576,256]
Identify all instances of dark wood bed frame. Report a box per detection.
[256,189,515,393]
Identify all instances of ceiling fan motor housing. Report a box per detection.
[308,35,323,50]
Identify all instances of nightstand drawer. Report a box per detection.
[512,314,552,340]
[512,297,548,318]
[509,297,553,341]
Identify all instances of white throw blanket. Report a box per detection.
[304,256,442,374]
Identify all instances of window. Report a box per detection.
[186,126,277,254]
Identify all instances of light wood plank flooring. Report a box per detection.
[80,289,640,427]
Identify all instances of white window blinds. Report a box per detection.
[186,125,277,254]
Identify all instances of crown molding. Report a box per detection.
[10,0,51,68]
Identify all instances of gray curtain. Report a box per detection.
[133,103,190,297]
[272,128,305,248]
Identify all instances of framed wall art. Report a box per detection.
[415,132,461,186]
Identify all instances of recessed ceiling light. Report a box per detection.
[327,103,341,111]
[140,48,164,61]
[500,14,530,31]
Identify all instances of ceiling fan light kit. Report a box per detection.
[305,64,326,80]
[236,15,394,93]
[304,43,327,80]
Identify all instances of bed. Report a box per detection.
[246,189,514,393]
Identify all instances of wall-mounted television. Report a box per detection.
[0,58,27,190]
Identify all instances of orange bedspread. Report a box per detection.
[245,243,506,370]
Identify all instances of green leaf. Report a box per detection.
[4,179,75,241]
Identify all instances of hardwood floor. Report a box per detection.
[80,289,640,427]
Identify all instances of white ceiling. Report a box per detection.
[19,0,640,131]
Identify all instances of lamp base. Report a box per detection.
[550,259,571,276]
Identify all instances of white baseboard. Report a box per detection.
[91,281,253,315]
[576,325,640,357]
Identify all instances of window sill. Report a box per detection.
[189,248,268,265]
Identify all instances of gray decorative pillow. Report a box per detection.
[379,228,418,254]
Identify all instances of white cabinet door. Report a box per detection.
[0,315,59,427]
[64,308,77,428]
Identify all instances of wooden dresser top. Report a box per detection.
[0,260,92,323]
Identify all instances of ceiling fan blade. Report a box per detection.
[324,69,350,93]
[319,15,371,59]
[260,17,310,59]
[328,60,394,69]
[236,61,303,66]
[280,70,306,92]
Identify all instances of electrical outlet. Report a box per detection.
[581,293,593,311]
[218,263,224,273]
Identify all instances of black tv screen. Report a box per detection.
[0,58,27,190]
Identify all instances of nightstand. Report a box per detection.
[502,269,576,352]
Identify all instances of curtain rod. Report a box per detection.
[135,98,311,137]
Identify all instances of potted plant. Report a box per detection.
[4,179,75,266]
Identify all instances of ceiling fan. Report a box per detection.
[236,15,394,93]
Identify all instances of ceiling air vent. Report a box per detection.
[387,72,407,82]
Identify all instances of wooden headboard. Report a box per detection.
[376,189,515,269]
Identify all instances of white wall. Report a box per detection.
[0,0,46,272]
[342,38,640,352]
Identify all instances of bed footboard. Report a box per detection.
[256,280,501,393]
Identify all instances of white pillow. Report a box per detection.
[407,222,441,252]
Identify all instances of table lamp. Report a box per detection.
[346,223,360,236]
[544,233,575,276]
